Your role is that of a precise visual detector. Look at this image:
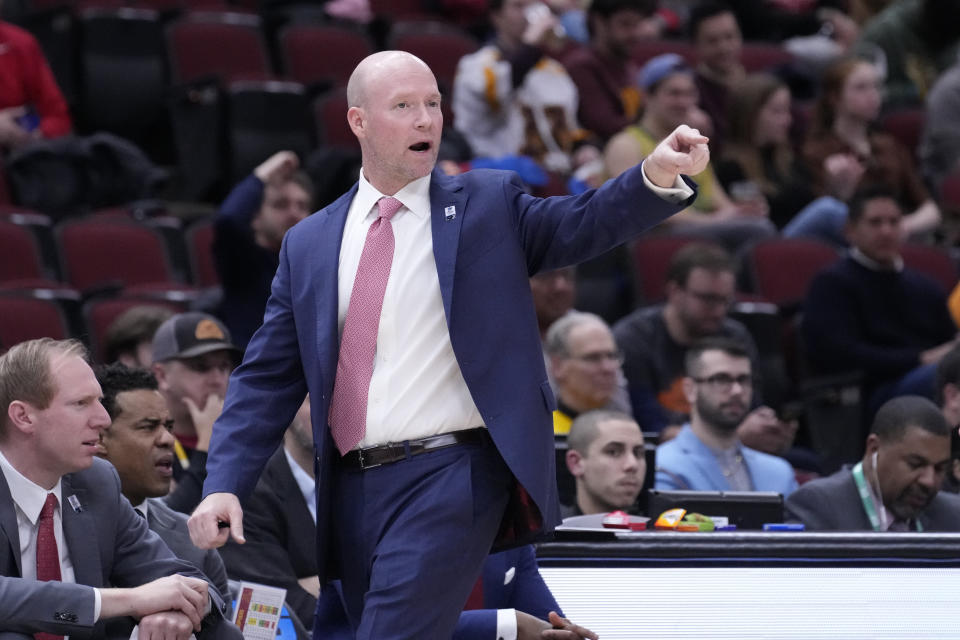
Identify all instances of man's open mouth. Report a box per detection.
[409,142,431,152]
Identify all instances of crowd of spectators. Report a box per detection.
[4,0,960,636]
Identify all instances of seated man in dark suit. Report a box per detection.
[220,398,596,639]
[0,338,229,639]
[786,396,960,531]
[218,396,319,629]
[94,363,234,617]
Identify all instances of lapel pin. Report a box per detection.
[67,494,82,513]
[444,205,456,221]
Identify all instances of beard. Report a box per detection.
[695,393,748,433]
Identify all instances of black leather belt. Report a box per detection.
[339,427,487,470]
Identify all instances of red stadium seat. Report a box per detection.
[0,218,48,284]
[186,217,219,287]
[314,88,358,151]
[745,237,840,309]
[631,39,696,67]
[279,23,373,90]
[631,234,720,304]
[880,107,925,157]
[900,243,958,293]
[56,217,181,292]
[740,42,794,72]
[0,294,70,348]
[166,12,272,84]
[83,296,185,363]
[369,0,435,20]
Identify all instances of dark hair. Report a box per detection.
[846,186,901,224]
[684,336,749,377]
[871,395,951,441]
[587,0,657,36]
[665,242,734,286]
[722,73,792,195]
[687,0,736,41]
[95,363,159,421]
[104,305,174,365]
[568,409,639,454]
[936,344,960,406]
[287,170,316,207]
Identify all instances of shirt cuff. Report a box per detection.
[496,608,518,640]
[93,587,102,621]
[640,160,695,204]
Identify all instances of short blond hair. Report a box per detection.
[0,338,88,434]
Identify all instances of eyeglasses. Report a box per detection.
[686,289,734,307]
[570,350,625,366]
[692,373,752,391]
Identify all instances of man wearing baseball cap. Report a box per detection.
[152,312,240,514]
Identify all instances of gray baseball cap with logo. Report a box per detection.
[151,312,241,363]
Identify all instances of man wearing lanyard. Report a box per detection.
[786,396,960,531]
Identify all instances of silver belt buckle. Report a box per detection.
[357,448,381,470]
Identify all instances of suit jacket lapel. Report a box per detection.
[61,475,102,587]
[0,471,21,576]
[313,184,356,390]
[429,170,466,322]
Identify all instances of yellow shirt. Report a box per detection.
[553,409,573,436]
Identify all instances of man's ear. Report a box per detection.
[864,433,880,457]
[681,376,696,406]
[566,449,584,477]
[151,363,168,390]
[96,431,109,458]
[347,106,365,138]
[7,400,35,435]
[550,356,568,383]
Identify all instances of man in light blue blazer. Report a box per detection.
[189,50,708,640]
[655,337,797,496]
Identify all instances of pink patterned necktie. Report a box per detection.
[35,493,63,640]
[329,196,403,455]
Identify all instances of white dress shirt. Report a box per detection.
[0,448,99,620]
[338,166,693,449]
[284,447,317,523]
[339,170,485,448]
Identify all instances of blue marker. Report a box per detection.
[762,523,805,531]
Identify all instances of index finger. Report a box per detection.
[672,124,709,146]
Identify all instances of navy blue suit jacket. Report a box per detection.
[316,546,560,639]
[203,165,691,583]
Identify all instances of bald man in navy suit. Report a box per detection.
[190,50,708,639]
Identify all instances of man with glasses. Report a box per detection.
[151,312,240,513]
[654,337,797,495]
[546,312,629,435]
[614,243,763,439]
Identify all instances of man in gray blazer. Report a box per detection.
[0,338,228,639]
[94,363,233,611]
[786,396,960,531]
